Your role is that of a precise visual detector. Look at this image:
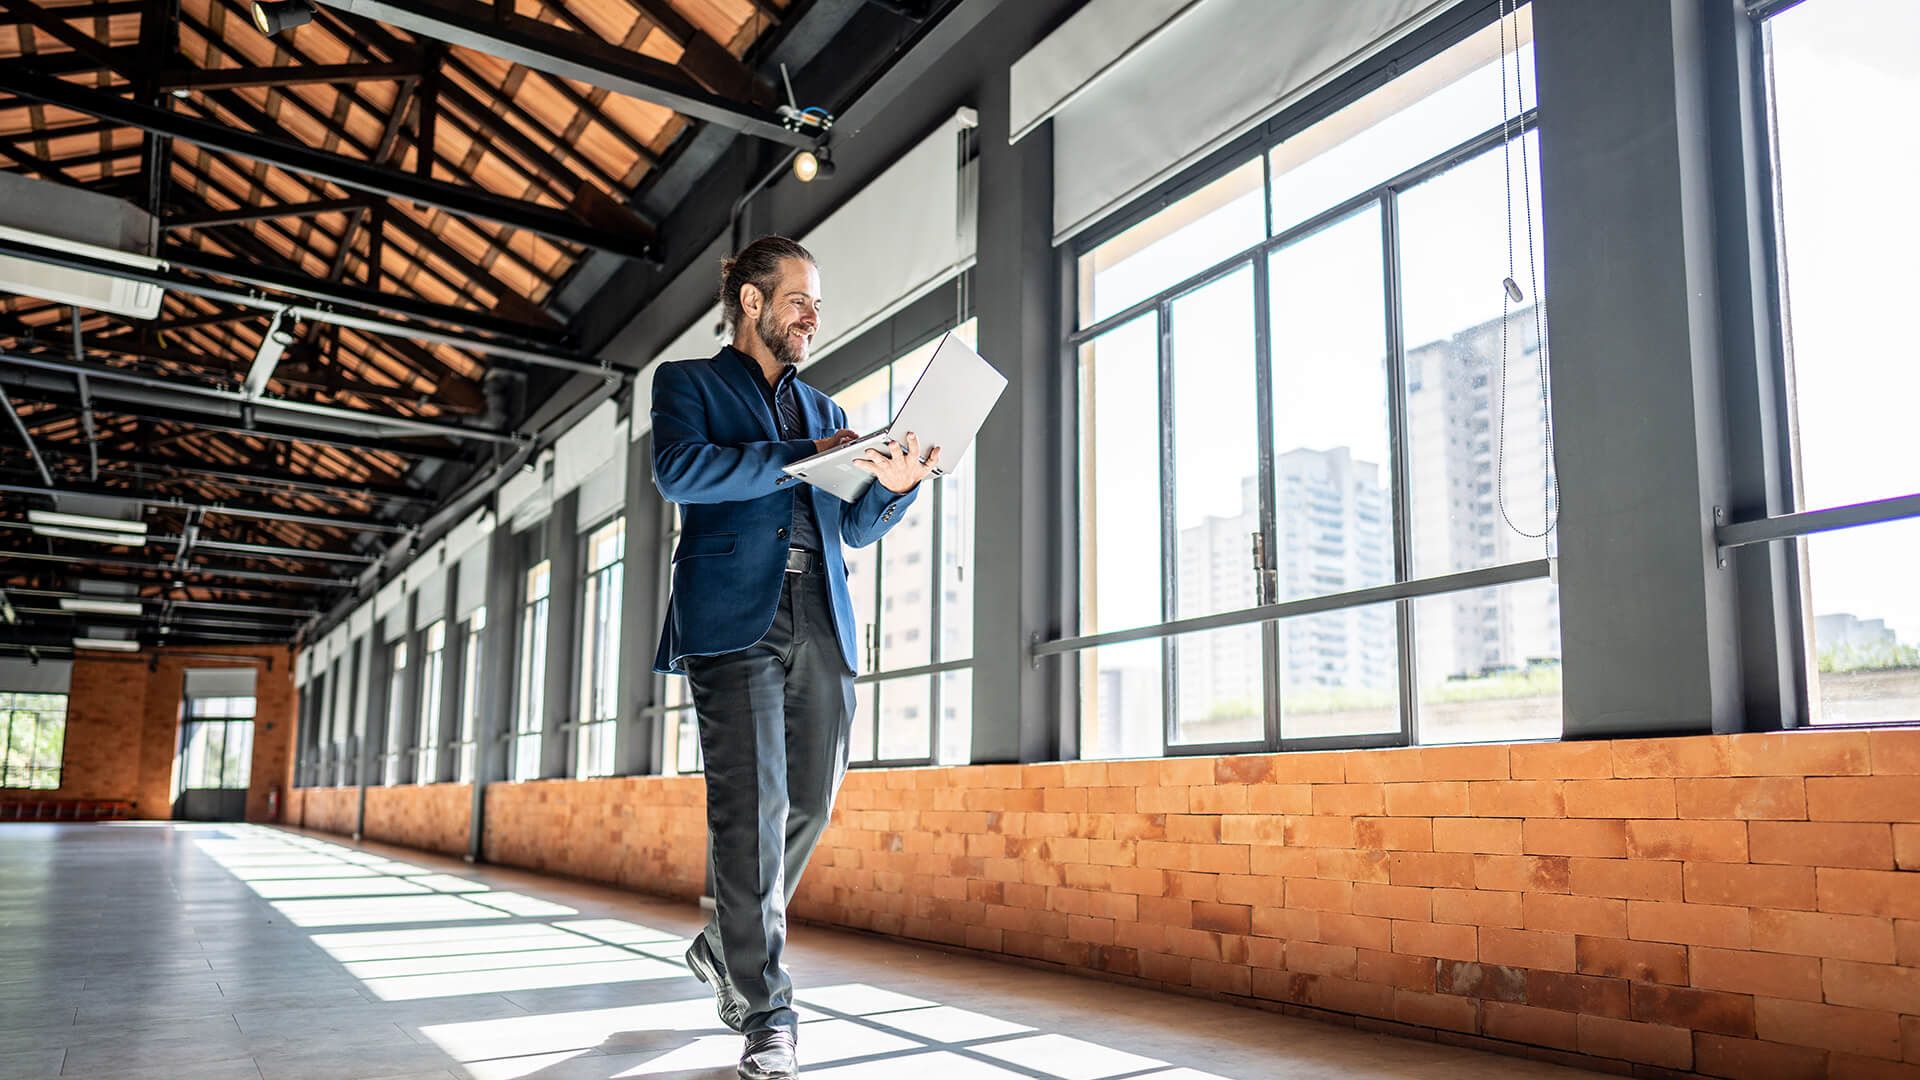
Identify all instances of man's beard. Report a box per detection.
[755,308,809,368]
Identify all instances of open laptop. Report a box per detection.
[783,331,1008,502]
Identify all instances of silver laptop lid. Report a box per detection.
[885,332,1007,474]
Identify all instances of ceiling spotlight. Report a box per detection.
[73,637,139,652]
[60,597,144,617]
[792,147,835,183]
[251,0,315,36]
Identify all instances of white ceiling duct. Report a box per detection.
[0,171,165,319]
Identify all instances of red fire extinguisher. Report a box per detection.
[267,784,281,823]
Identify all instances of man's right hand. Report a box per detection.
[814,429,858,455]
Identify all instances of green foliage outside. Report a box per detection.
[1819,639,1920,674]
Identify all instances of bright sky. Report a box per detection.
[1769,0,1920,644]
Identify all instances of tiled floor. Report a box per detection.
[0,823,1596,1079]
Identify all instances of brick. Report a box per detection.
[1755,998,1903,1059]
[1571,858,1686,901]
[1383,781,1468,817]
[1067,915,1117,945]
[1686,863,1817,910]
[1468,780,1567,817]
[1189,958,1252,995]
[1387,851,1476,889]
[1566,778,1678,818]
[1356,948,1435,991]
[1752,908,1898,964]
[1246,783,1314,815]
[1251,905,1319,941]
[1808,778,1920,823]
[1630,983,1756,1037]
[1190,843,1250,875]
[1870,729,1920,775]
[1826,1054,1920,1080]
[1612,735,1733,778]
[1432,888,1523,929]
[1353,883,1432,922]
[1576,935,1687,984]
[1627,820,1750,863]
[1626,900,1749,949]
[1731,731,1872,777]
[1251,967,1318,1004]
[1474,853,1572,893]
[1897,826,1920,871]
[1816,868,1920,919]
[1108,866,1168,896]
[1391,919,1477,962]
[1393,988,1478,1032]
[1435,958,1527,1000]
[1510,740,1614,780]
[1907,1016,1920,1065]
[1214,755,1274,784]
[1677,777,1809,821]
[1821,957,1920,1013]
[1481,1000,1581,1051]
[1751,822,1896,870]
[1286,877,1353,914]
[1192,901,1252,935]
[1165,870,1219,901]
[1524,892,1629,938]
[1251,844,1315,877]
[1136,786,1191,814]
[1900,920,1920,967]
[1525,818,1628,858]
[1284,940,1357,978]
[1432,817,1523,854]
[1267,751,1348,784]
[1189,784,1249,815]
[1164,814,1220,844]
[1693,1034,1829,1080]
[1216,874,1279,907]
[1313,783,1385,816]
[1575,1014,1693,1069]
[1413,744,1510,782]
[1284,815,1356,848]
[1315,848,1391,883]
[1139,896,1194,926]
[1218,814,1286,845]
[1478,927,1575,971]
[1315,974,1396,1018]
[1353,816,1433,851]
[1316,912,1392,952]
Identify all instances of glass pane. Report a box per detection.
[1270,204,1395,601]
[199,723,227,788]
[1079,640,1164,759]
[1414,579,1562,744]
[1171,626,1263,746]
[224,722,253,789]
[1269,12,1536,233]
[840,368,889,677]
[1171,264,1261,621]
[1280,603,1400,740]
[1080,158,1265,325]
[850,683,876,763]
[1399,136,1555,577]
[939,461,975,662]
[876,674,931,762]
[1805,520,1920,725]
[1079,315,1163,634]
[514,734,541,783]
[938,669,972,766]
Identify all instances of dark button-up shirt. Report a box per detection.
[729,346,825,553]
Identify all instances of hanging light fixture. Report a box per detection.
[251,0,315,37]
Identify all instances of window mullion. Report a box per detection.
[1158,301,1178,754]
[1381,189,1419,747]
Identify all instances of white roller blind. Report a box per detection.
[402,539,446,593]
[374,578,404,619]
[294,649,311,687]
[412,567,448,631]
[320,625,346,667]
[554,399,619,496]
[0,658,70,694]
[184,667,256,698]
[575,447,627,528]
[1009,0,1198,142]
[445,506,493,563]
[348,599,374,639]
[455,540,488,622]
[1049,0,1448,244]
[500,450,553,532]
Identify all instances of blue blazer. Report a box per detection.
[651,347,919,675]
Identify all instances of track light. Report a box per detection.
[793,147,835,183]
[251,0,315,36]
[60,597,144,617]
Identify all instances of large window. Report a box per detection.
[415,621,446,784]
[514,559,551,781]
[179,695,255,793]
[1075,9,1559,757]
[0,692,67,789]
[657,506,700,776]
[836,320,979,766]
[382,640,408,786]
[1760,0,1920,724]
[577,517,625,778]
[455,607,485,783]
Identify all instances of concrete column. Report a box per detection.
[469,519,522,861]
[618,430,665,775]
[542,492,581,779]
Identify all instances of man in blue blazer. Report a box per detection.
[652,235,936,1080]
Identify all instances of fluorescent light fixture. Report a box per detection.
[31,525,148,546]
[60,597,144,617]
[28,510,146,533]
[73,637,139,652]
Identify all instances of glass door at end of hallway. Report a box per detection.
[172,709,255,821]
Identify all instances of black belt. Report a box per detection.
[784,547,821,574]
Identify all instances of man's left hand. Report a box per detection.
[852,431,941,494]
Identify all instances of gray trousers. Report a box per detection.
[683,565,854,1036]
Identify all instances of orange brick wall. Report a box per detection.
[290,785,360,835]
[363,783,473,856]
[0,645,293,821]
[297,728,1920,1079]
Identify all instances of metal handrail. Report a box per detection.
[1716,492,1920,555]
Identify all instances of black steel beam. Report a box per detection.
[0,550,357,588]
[162,197,375,230]
[0,1,144,24]
[322,0,809,147]
[0,480,407,535]
[158,62,419,92]
[0,66,657,259]
[0,445,432,504]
